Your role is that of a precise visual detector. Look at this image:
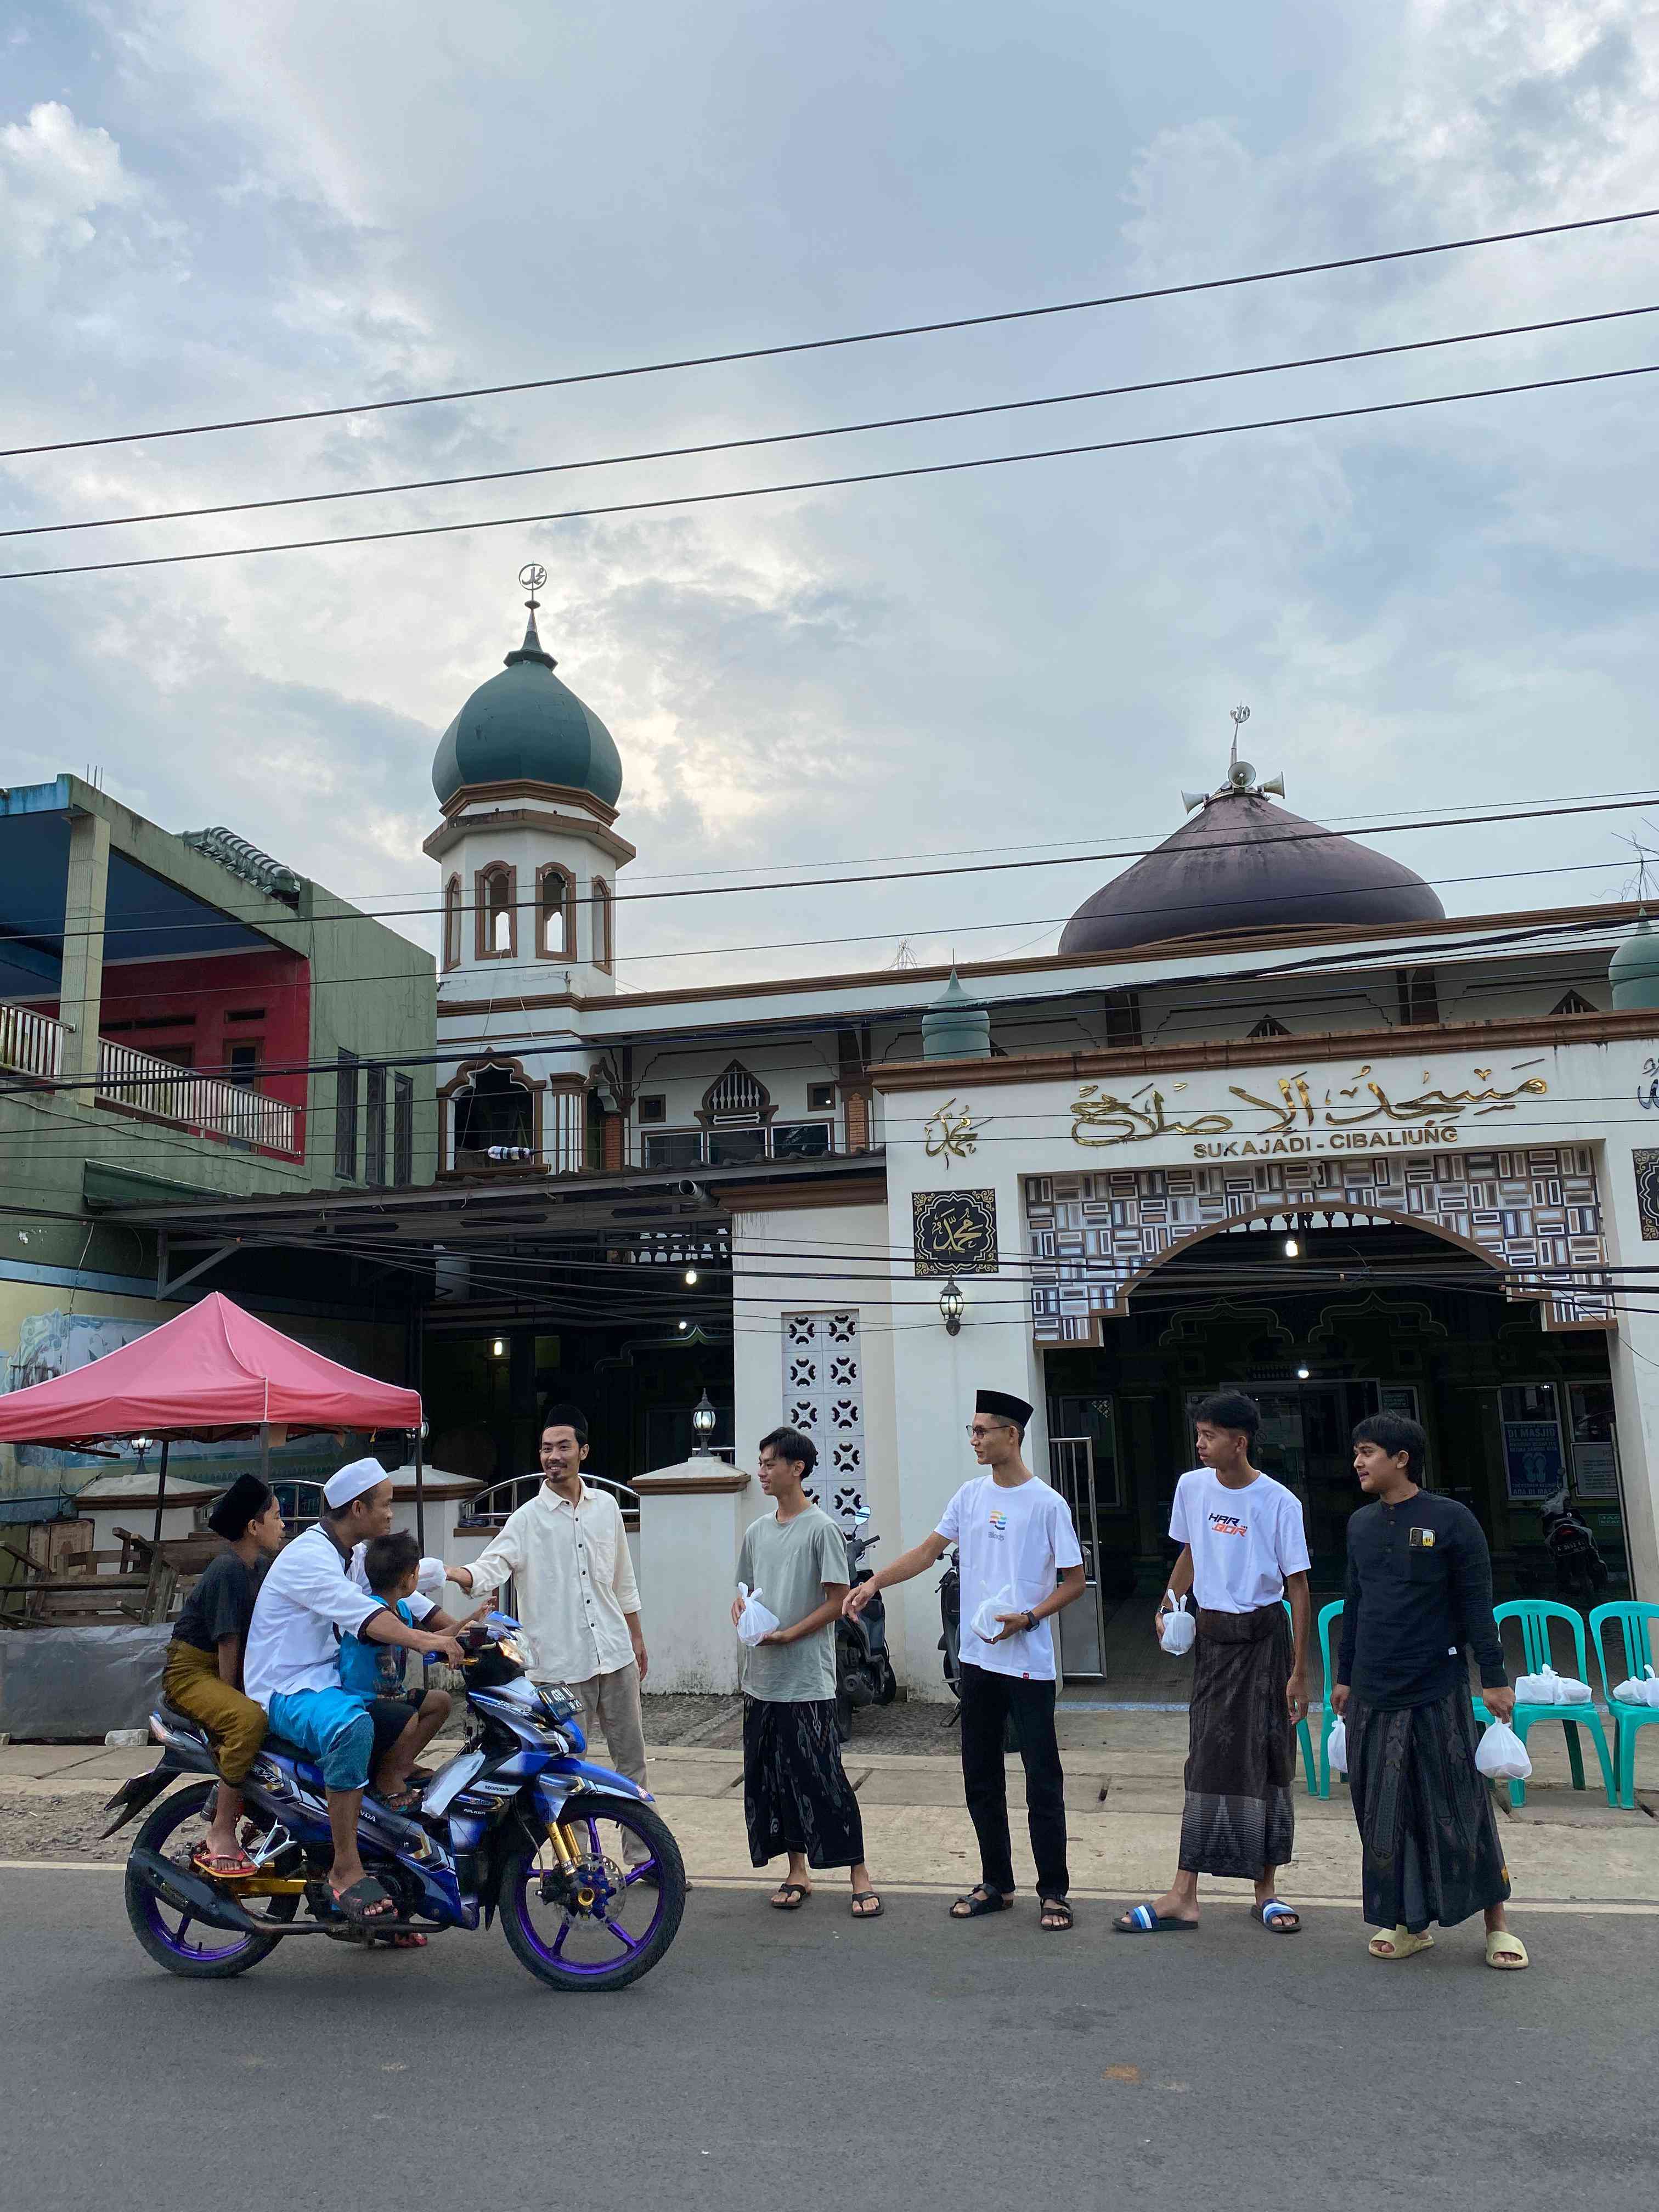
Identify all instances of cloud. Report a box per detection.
[0,99,134,262]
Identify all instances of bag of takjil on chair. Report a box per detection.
[1612,1663,1659,1708]
[1158,1594,1196,1656]
[1515,1664,1592,1706]
[1475,1719,1533,1782]
[735,1583,781,1647]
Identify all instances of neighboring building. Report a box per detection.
[99,594,1659,1695]
[0,775,436,1504]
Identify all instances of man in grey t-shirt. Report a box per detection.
[731,1426,882,1920]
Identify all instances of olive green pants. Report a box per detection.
[162,1639,267,1786]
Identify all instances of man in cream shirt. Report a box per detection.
[446,1404,651,1817]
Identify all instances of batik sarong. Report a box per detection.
[1178,1601,1295,1878]
[742,1695,866,1870]
[1346,1684,1510,1932]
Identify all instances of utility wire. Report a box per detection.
[6,204,1655,462]
[12,300,1658,544]
[4,357,1657,584]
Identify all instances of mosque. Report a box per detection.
[119,582,1659,1696]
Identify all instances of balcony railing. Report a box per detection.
[0,1002,64,1082]
[98,1038,300,1155]
[0,1006,300,1157]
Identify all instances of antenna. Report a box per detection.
[1228,703,1250,767]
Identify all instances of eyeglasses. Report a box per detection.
[966,1422,1014,1438]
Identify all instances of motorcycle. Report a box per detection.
[1540,1488,1610,1602]
[103,1615,686,1989]
[834,1509,898,1739]
[938,1543,962,1717]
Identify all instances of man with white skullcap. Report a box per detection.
[244,1457,465,1931]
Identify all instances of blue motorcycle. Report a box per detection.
[103,1616,686,1991]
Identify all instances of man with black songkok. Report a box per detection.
[845,1388,1085,1931]
[161,1470,287,1877]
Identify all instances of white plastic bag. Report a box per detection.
[1158,1594,1196,1656]
[1612,1664,1659,1708]
[1327,1715,1349,1776]
[735,1582,781,1647]
[1475,1719,1533,1782]
[970,1583,1019,1643]
[1517,1664,1592,1706]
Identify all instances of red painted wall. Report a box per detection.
[29,946,311,1109]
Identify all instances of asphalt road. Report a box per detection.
[4,1868,1651,2211]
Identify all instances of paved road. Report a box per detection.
[4,1868,1650,2210]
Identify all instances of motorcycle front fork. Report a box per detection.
[540,1816,601,1910]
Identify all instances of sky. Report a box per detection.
[3,1,1659,995]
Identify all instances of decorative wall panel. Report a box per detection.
[1634,1149,1659,1242]
[781,1310,866,1527]
[1025,1147,1610,1342]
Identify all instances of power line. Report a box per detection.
[4,356,1657,584]
[9,205,1655,465]
[14,300,1658,545]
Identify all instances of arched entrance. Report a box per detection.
[1042,1209,1626,1686]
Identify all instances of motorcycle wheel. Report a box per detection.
[835,1689,853,1742]
[499,1794,685,1993]
[125,1781,297,1979]
[874,1656,898,1707]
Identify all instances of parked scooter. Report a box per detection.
[835,1508,898,1739]
[1540,1488,1610,1602]
[938,1543,962,1719]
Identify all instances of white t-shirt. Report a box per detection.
[1168,1468,1310,1615]
[937,1474,1084,1683]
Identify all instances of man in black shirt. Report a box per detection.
[1333,1413,1527,1971]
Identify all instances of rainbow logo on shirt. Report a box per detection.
[988,1510,1008,1532]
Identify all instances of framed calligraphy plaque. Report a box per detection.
[1635,1148,1659,1241]
[913,1187,999,1276]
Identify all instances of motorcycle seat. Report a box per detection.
[156,1701,212,1748]
[261,1733,326,1793]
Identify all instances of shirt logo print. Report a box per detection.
[1207,1511,1249,1538]
[987,1510,1008,1533]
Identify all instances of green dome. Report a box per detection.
[922,968,991,1060]
[1611,912,1659,1011]
[432,614,623,809]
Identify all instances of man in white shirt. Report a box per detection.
[445,1405,651,1816]
[243,1458,463,1930]
[845,1387,1085,1932]
[1115,1392,1311,1939]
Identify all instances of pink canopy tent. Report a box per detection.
[0,1293,426,1542]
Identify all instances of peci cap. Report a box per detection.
[975,1389,1034,1432]
[323,1456,391,1511]
[206,1472,274,1541]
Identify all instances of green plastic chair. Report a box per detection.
[1588,1601,1659,1809]
[1313,1598,1345,1798]
[1281,1597,1319,1795]
[1491,1599,1617,1809]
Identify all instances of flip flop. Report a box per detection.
[1255,1897,1301,1934]
[330,1875,396,1927]
[850,1891,884,1920]
[1369,1926,1434,1961]
[769,1882,811,1911]
[1114,1904,1199,1933]
[1039,1896,1074,1932]
[190,1844,257,1880]
[950,1886,1012,1918]
[1485,1929,1530,1971]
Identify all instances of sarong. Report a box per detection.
[742,1695,866,1870]
[1347,1684,1510,1932]
[1178,1601,1295,1878]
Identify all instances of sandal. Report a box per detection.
[769,1881,811,1911]
[949,1885,1012,1918]
[383,1930,427,1949]
[1114,1904,1199,1933]
[1485,1929,1529,1971]
[1039,1896,1074,1932]
[1369,1925,1434,1962]
[850,1891,884,1920]
[330,1875,396,1927]
[373,1786,422,1815]
[190,1844,257,1880]
[1255,1897,1301,1934]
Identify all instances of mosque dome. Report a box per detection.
[1059,752,1444,957]
[432,607,623,810]
[1610,912,1659,1011]
[922,968,992,1059]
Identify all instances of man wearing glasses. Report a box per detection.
[844,1389,1085,1931]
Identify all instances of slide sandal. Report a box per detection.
[1255,1898,1301,1934]
[330,1875,396,1927]
[1369,1926,1434,1962]
[1114,1904,1198,1933]
[950,1886,1012,1918]
[1486,1930,1529,1971]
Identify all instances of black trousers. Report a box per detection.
[958,1662,1069,1899]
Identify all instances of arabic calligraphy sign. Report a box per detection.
[1070,1062,1550,1158]
[913,1188,999,1277]
[922,1096,988,1170]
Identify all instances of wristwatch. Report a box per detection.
[1023,1609,1039,1633]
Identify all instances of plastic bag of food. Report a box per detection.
[970,1584,1019,1643]
[1474,1719,1532,1781]
[1158,1595,1196,1656]
[735,1582,782,1647]
[1327,1715,1349,1775]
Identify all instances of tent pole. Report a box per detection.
[259,1423,270,1487]
[414,1427,426,1553]
[151,1439,170,1546]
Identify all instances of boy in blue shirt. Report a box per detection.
[339,1531,458,1808]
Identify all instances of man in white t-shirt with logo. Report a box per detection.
[844,1387,1085,1932]
[1115,1392,1311,1939]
